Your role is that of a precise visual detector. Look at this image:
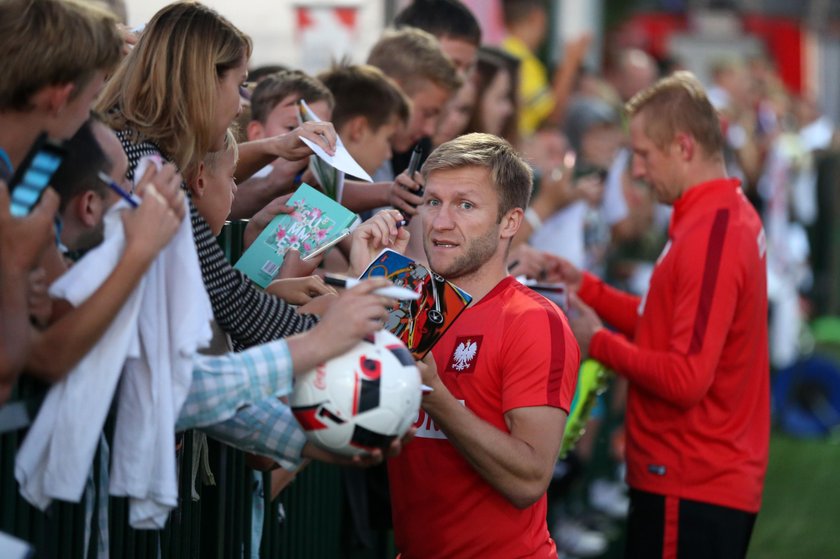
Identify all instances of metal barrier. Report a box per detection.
[0,221,378,558]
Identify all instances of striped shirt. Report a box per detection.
[117,132,318,350]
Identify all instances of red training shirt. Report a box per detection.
[389,277,579,558]
[582,177,769,513]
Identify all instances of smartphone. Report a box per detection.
[8,133,65,217]
[301,229,351,261]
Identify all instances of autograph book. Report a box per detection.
[359,249,472,359]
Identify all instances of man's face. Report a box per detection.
[62,122,128,252]
[49,70,107,140]
[438,36,477,80]
[392,82,451,152]
[420,166,503,281]
[251,96,333,139]
[629,113,681,204]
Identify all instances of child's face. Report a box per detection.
[255,95,333,139]
[350,116,398,175]
[196,148,238,236]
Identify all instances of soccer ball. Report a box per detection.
[290,330,422,456]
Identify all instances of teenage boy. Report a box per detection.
[231,70,335,220]
[393,0,482,79]
[317,63,410,179]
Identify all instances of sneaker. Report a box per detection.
[589,478,629,519]
[552,517,608,557]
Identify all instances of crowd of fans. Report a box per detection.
[1,0,834,557]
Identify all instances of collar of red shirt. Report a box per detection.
[668,177,741,238]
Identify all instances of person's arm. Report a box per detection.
[235,122,337,182]
[341,171,424,216]
[421,374,566,508]
[0,183,58,397]
[578,272,641,338]
[418,307,579,509]
[26,175,185,381]
[587,224,746,409]
[550,256,640,338]
[229,158,306,220]
[178,278,393,431]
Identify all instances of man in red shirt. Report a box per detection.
[561,72,769,559]
[350,133,580,557]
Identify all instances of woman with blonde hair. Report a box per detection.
[97,1,336,348]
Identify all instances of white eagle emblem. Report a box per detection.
[452,340,478,371]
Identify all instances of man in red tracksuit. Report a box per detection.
[560,71,769,559]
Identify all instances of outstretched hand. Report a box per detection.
[274,121,337,161]
[348,209,410,276]
[243,194,294,249]
[566,294,603,359]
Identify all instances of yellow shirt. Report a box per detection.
[502,35,554,137]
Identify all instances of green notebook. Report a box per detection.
[234,183,358,288]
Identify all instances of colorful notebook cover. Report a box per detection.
[234,183,358,288]
[359,249,472,359]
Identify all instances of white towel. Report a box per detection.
[15,198,213,530]
[109,197,212,528]
[16,203,143,508]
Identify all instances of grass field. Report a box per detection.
[748,434,840,558]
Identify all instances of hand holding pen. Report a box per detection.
[347,209,410,277]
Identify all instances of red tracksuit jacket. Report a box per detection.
[582,177,769,513]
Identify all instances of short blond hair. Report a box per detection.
[625,71,724,158]
[367,28,462,96]
[423,133,532,220]
[204,129,238,173]
[0,0,122,111]
[97,2,252,171]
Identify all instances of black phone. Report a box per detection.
[8,133,65,217]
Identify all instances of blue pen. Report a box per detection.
[98,171,141,208]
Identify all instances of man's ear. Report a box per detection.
[500,207,523,240]
[675,132,694,161]
[31,83,75,116]
[78,191,102,228]
[191,161,207,199]
[247,120,265,141]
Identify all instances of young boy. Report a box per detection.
[188,129,334,304]
[188,130,239,236]
[317,63,410,178]
[230,71,335,220]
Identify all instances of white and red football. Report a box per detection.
[290,330,422,456]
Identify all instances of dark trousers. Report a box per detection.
[625,488,757,559]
